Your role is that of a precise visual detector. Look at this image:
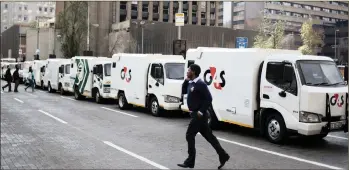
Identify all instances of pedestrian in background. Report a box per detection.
[2,66,12,92]
[25,67,35,92]
[13,65,20,92]
[178,64,230,169]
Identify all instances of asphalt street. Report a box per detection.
[1,80,348,169]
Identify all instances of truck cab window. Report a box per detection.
[104,63,111,76]
[65,64,70,74]
[151,63,164,84]
[165,63,185,80]
[266,62,297,96]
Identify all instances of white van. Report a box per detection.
[43,58,71,93]
[110,53,185,116]
[32,60,48,88]
[70,56,113,103]
[181,47,348,143]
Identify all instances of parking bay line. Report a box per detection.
[101,107,138,118]
[14,98,24,103]
[327,135,348,140]
[103,141,169,170]
[38,110,68,124]
[60,96,75,101]
[198,134,343,170]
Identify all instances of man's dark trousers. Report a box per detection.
[184,112,228,166]
[14,80,20,92]
[2,81,12,92]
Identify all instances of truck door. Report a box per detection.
[261,61,299,130]
[147,63,165,101]
[93,64,103,91]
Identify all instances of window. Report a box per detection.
[24,6,27,10]
[304,5,311,10]
[44,7,47,12]
[19,6,22,10]
[313,7,321,11]
[233,11,244,16]
[24,15,28,21]
[165,63,185,80]
[50,7,54,12]
[235,2,245,7]
[65,64,70,74]
[18,15,22,20]
[4,4,8,9]
[332,1,338,5]
[285,12,291,16]
[323,8,330,13]
[39,7,42,11]
[150,63,164,85]
[303,14,309,18]
[332,10,338,14]
[266,62,298,96]
[293,3,302,8]
[104,63,111,76]
[283,2,291,6]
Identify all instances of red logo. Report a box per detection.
[203,67,226,90]
[330,94,345,107]
[120,67,132,83]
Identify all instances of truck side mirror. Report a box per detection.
[344,66,348,82]
[283,64,293,83]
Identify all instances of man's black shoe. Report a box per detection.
[218,154,230,169]
[177,163,194,168]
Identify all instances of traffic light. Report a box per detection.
[173,39,187,59]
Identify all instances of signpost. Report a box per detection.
[175,13,184,27]
[236,37,248,48]
[18,49,22,55]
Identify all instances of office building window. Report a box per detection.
[323,17,329,21]
[332,10,338,14]
[235,2,245,7]
[285,11,291,16]
[323,8,330,13]
[303,14,309,18]
[210,13,215,19]
[24,6,27,10]
[4,4,8,9]
[50,7,54,12]
[304,5,311,10]
[39,7,42,11]
[233,11,244,16]
[293,4,302,8]
[283,2,291,6]
[19,6,22,10]
[332,1,338,5]
[24,15,28,21]
[313,7,321,11]
[44,7,47,12]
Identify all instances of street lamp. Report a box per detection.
[132,20,155,53]
[335,29,339,60]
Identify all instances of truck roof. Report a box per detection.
[267,54,334,62]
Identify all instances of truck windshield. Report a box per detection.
[297,60,345,86]
[165,63,185,80]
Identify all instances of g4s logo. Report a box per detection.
[330,94,345,107]
[203,67,226,90]
[120,67,132,83]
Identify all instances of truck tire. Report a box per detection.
[47,82,53,93]
[118,93,129,110]
[41,81,45,90]
[207,106,220,130]
[74,87,83,100]
[265,113,287,144]
[95,90,103,104]
[149,97,161,117]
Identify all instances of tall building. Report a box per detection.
[110,1,224,26]
[1,1,56,33]
[230,1,348,32]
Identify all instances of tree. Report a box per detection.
[56,1,88,58]
[253,11,287,49]
[298,19,325,55]
[108,31,137,56]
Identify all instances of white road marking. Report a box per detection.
[14,98,24,103]
[101,107,138,118]
[327,135,348,140]
[38,110,68,124]
[60,96,75,101]
[198,134,343,170]
[103,141,169,170]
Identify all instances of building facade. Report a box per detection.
[230,1,348,32]
[1,25,30,60]
[1,1,56,33]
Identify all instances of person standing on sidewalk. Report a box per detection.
[13,65,20,92]
[177,64,230,169]
[2,66,12,92]
[25,67,35,92]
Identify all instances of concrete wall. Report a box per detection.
[26,28,63,61]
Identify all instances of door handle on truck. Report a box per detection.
[149,85,152,88]
[263,94,269,99]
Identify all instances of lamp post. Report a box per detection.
[335,29,339,60]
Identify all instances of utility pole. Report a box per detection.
[178,2,182,40]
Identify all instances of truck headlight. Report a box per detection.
[164,95,180,103]
[299,111,322,123]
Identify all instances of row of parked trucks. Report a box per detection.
[1,47,348,144]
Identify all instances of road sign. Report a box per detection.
[175,13,184,26]
[236,37,248,48]
[18,49,22,55]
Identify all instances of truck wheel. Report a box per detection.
[265,114,287,144]
[118,93,129,110]
[41,81,45,90]
[48,82,53,93]
[95,90,103,104]
[74,87,83,100]
[207,106,220,130]
[149,97,161,117]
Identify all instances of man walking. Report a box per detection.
[25,67,35,92]
[13,65,20,92]
[2,66,12,92]
[178,64,230,169]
